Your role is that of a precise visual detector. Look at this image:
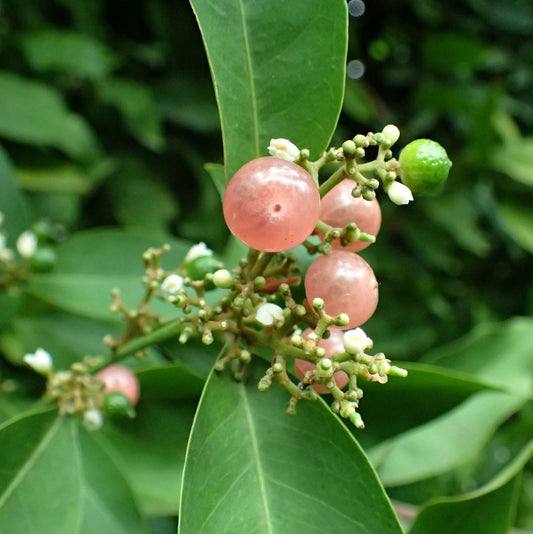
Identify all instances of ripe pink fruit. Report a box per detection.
[305,251,378,329]
[317,179,381,252]
[294,329,349,393]
[95,365,140,406]
[223,157,320,252]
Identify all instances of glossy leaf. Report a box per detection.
[492,137,533,186]
[408,440,533,534]
[27,229,191,320]
[0,410,147,533]
[368,391,524,487]
[190,0,348,180]
[0,71,100,160]
[179,365,402,534]
[136,364,205,399]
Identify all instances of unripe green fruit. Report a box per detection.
[186,255,222,281]
[398,139,451,194]
[102,392,135,418]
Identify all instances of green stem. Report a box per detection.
[248,252,275,280]
[114,318,184,359]
[318,165,346,197]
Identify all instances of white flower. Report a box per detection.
[343,328,372,355]
[184,242,213,264]
[386,181,414,205]
[16,230,38,258]
[268,138,300,162]
[255,303,284,326]
[23,347,53,374]
[161,274,184,294]
[83,409,103,431]
[382,124,400,145]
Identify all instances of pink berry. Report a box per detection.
[95,365,140,406]
[304,251,378,329]
[317,179,381,252]
[294,329,349,393]
[223,157,320,252]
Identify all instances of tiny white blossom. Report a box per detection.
[23,347,53,374]
[268,138,300,162]
[343,328,372,355]
[161,274,184,294]
[255,303,284,326]
[16,230,38,258]
[386,181,414,205]
[83,409,103,431]
[184,242,213,264]
[382,124,400,145]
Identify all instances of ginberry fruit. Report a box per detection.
[304,251,378,329]
[102,391,135,418]
[294,329,349,393]
[398,139,451,194]
[317,179,381,251]
[95,365,140,406]
[223,157,320,252]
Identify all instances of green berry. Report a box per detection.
[398,139,451,194]
[102,392,135,418]
[186,255,222,281]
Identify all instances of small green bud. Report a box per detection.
[253,276,266,289]
[316,358,334,378]
[335,313,350,327]
[102,392,135,418]
[202,330,214,345]
[272,362,284,374]
[312,298,325,312]
[353,134,368,147]
[213,269,234,288]
[342,140,357,157]
[382,124,400,146]
[239,350,252,364]
[349,411,365,429]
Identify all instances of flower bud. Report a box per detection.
[161,274,184,294]
[23,347,53,374]
[267,138,300,162]
[16,230,38,258]
[213,269,234,288]
[255,303,284,326]
[386,181,414,205]
[343,328,372,355]
[83,408,103,431]
[184,242,213,264]
[382,124,400,145]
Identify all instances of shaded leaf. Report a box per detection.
[97,78,165,151]
[179,365,402,533]
[0,71,100,160]
[19,29,118,81]
[492,137,533,186]
[136,363,205,399]
[27,229,192,320]
[497,201,533,254]
[190,0,348,180]
[408,440,533,534]
[369,391,524,487]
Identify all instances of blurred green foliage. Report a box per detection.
[0,0,532,532]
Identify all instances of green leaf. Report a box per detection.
[26,229,192,320]
[424,317,533,398]
[136,364,205,399]
[0,145,30,245]
[16,164,96,194]
[94,399,197,517]
[97,78,165,151]
[492,137,533,186]
[19,29,119,81]
[408,440,533,534]
[204,162,225,199]
[190,0,348,180]
[0,410,148,533]
[368,391,524,487]
[497,201,533,254]
[1,311,120,370]
[179,365,402,534]
[0,71,100,161]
